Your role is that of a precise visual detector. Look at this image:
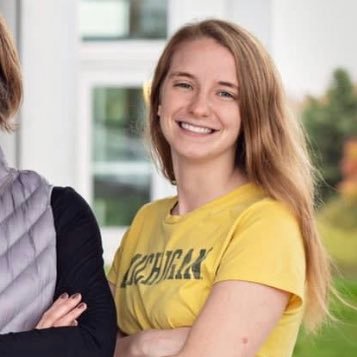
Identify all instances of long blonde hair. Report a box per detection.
[0,15,22,131]
[148,19,331,332]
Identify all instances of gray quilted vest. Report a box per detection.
[0,146,57,333]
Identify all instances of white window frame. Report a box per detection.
[78,41,175,263]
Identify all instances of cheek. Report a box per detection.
[227,110,242,143]
[233,107,242,131]
[158,114,170,140]
[222,106,241,129]
[158,85,183,116]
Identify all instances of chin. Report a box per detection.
[176,150,216,163]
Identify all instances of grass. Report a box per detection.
[293,199,357,355]
[293,278,357,356]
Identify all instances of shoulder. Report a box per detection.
[50,186,98,234]
[51,186,90,210]
[238,198,300,232]
[216,198,306,305]
[230,197,305,260]
[9,169,51,198]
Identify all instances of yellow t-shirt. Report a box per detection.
[108,183,306,357]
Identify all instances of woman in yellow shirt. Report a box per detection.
[108,19,331,357]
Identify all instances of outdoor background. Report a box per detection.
[0,1,356,355]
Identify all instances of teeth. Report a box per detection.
[180,122,213,134]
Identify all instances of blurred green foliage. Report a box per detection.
[296,68,357,355]
[302,69,357,200]
[319,207,357,278]
[301,67,357,275]
[294,279,357,356]
[319,197,357,231]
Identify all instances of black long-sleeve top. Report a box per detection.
[0,187,117,356]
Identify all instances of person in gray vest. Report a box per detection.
[0,14,116,356]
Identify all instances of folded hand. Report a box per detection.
[36,293,87,329]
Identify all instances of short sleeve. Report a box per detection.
[214,200,306,308]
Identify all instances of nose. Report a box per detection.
[188,90,211,118]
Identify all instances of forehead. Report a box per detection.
[168,38,238,80]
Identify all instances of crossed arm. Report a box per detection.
[0,187,116,357]
[112,280,290,357]
[6,190,291,356]
[22,269,289,357]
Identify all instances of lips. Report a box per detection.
[178,121,217,134]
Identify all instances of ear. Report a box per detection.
[157,104,162,117]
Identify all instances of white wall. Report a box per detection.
[169,0,272,50]
[20,0,78,187]
[168,0,227,34]
[226,0,272,50]
[272,0,357,99]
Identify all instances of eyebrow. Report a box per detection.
[168,71,239,90]
[218,81,239,90]
[168,71,195,80]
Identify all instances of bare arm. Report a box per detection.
[110,280,287,357]
[171,280,289,357]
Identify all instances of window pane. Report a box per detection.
[92,87,150,227]
[130,0,167,39]
[93,87,147,162]
[80,0,167,40]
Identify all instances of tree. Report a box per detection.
[302,69,357,200]
[339,138,357,201]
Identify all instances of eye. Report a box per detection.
[173,82,193,90]
[217,91,236,100]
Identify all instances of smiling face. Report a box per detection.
[158,37,241,168]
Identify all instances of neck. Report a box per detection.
[172,156,248,215]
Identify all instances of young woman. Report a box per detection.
[0,14,116,356]
[108,19,331,357]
